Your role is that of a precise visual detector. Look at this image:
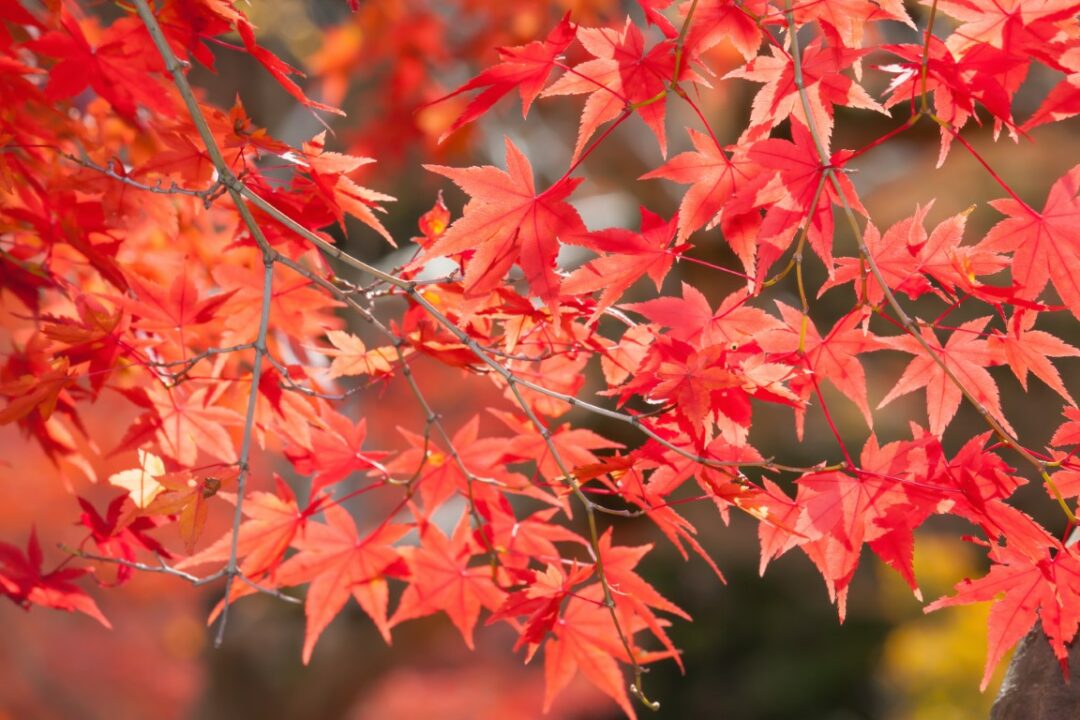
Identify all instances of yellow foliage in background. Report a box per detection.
[876,533,1008,720]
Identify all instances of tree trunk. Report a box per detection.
[991,627,1080,719]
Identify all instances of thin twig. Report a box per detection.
[63,150,225,203]
[131,0,284,645]
[65,546,221,585]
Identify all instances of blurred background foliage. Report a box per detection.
[3,0,1077,717]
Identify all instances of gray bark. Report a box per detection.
[991,627,1080,719]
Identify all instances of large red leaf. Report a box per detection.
[273,505,408,662]
[419,137,587,307]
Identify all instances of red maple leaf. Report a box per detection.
[419,137,587,307]
[989,310,1080,405]
[5,188,127,290]
[0,348,80,454]
[492,408,623,496]
[273,505,408,662]
[40,296,127,395]
[726,39,884,145]
[878,317,1012,438]
[1023,46,1080,131]
[616,334,799,446]
[542,17,698,159]
[213,262,344,346]
[746,119,865,276]
[639,129,757,268]
[235,20,345,117]
[176,476,308,577]
[790,469,884,620]
[479,501,589,575]
[288,132,396,244]
[488,561,594,649]
[822,204,1007,304]
[0,529,110,628]
[284,407,388,495]
[119,272,237,336]
[432,13,576,143]
[772,435,941,617]
[625,283,784,347]
[384,416,536,513]
[77,495,172,585]
[880,37,1025,163]
[597,530,689,670]
[541,584,669,720]
[758,303,885,437]
[617,337,746,444]
[27,8,170,120]
[1052,407,1080,448]
[683,0,768,62]
[561,207,684,319]
[979,164,1080,319]
[934,0,1080,51]
[146,383,242,466]
[938,431,1027,517]
[796,0,913,50]
[390,517,506,649]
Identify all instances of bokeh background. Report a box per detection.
[3,1,1078,718]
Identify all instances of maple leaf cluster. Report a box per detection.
[3,0,1080,714]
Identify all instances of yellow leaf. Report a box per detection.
[108,449,166,508]
[324,330,396,378]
